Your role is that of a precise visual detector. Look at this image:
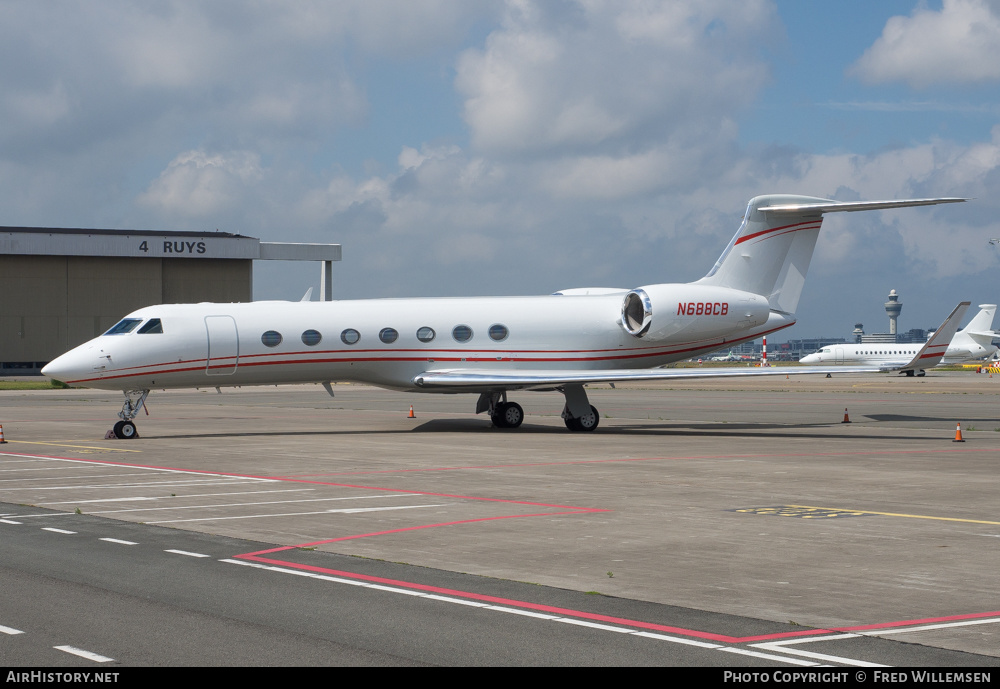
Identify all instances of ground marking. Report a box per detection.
[149,503,446,524]
[53,646,114,663]
[165,549,211,558]
[788,504,1000,526]
[100,538,138,545]
[0,518,22,524]
[752,640,887,667]
[0,625,25,635]
[6,440,141,452]
[41,488,315,505]
[41,527,76,535]
[85,493,421,515]
[219,558,856,666]
[857,617,1000,636]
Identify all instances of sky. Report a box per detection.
[3,0,999,341]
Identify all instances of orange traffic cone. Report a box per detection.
[953,423,965,442]
[842,408,851,424]
[0,424,6,443]
[408,405,415,418]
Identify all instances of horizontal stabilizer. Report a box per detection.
[758,198,967,214]
[897,301,971,371]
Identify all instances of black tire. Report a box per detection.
[500,402,523,429]
[568,405,600,432]
[114,420,139,439]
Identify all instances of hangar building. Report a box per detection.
[1,227,340,373]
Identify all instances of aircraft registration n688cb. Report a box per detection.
[41,194,968,438]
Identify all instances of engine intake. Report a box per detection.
[620,284,769,341]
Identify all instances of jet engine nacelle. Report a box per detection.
[620,284,770,341]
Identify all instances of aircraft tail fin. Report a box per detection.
[953,303,997,347]
[696,195,966,315]
[898,301,971,371]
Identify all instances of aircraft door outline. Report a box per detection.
[205,315,239,376]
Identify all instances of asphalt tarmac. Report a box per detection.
[1,370,998,666]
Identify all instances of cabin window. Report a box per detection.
[416,327,435,343]
[104,318,142,335]
[379,328,399,344]
[341,329,360,345]
[137,319,163,334]
[488,324,509,342]
[452,325,473,342]
[301,329,322,346]
[261,331,283,347]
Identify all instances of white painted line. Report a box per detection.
[44,497,159,504]
[41,527,76,534]
[485,606,558,620]
[556,618,633,633]
[149,503,445,524]
[422,594,490,608]
[87,493,421,515]
[0,519,22,524]
[761,633,861,646]
[719,647,819,665]
[164,549,210,558]
[0,625,25,635]
[100,538,138,545]
[859,617,1000,635]
[42,488,315,505]
[215,557,860,662]
[752,642,887,667]
[631,631,721,649]
[328,504,446,515]
[0,478,273,491]
[54,645,114,663]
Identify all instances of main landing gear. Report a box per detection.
[479,391,524,429]
[476,384,600,432]
[110,389,149,440]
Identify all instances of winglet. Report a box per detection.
[896,301,971,372]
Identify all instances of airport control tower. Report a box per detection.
[885,289,902,337]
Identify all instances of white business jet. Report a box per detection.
[42,194,967,438]
[801,303,997,371]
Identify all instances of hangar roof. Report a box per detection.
[0,226,340,261]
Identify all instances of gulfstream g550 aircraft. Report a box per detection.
[42,194,966,438]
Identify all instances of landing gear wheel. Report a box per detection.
[568,405,600,432]
[492,402,524,429]
[500,402,523,429]
[112,420,139,439]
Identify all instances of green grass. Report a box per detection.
[0,380,72,390]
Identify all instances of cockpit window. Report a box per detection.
[137,319,163,334]
[104,318,142,335]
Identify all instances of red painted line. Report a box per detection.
[66,323,795,386]
[735,220,822,246]
[9,450,997,645]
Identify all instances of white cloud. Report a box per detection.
[138,150,265,217]
[456,0,776,157]
[850,0,1000,88]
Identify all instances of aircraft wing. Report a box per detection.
[897,301,970,371]
[415,301,971,391]
[412,363,887,391]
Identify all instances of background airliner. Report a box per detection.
[41,194,967,438]
[801,303,998,371]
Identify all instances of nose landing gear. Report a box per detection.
[109,389,149,439]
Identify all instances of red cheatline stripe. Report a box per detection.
[734,220,822,246]
[65,324,796,386]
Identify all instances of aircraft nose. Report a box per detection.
[42,348,90,383]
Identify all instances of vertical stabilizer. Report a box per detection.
[696,195,828,315]
[696,195,967,316]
